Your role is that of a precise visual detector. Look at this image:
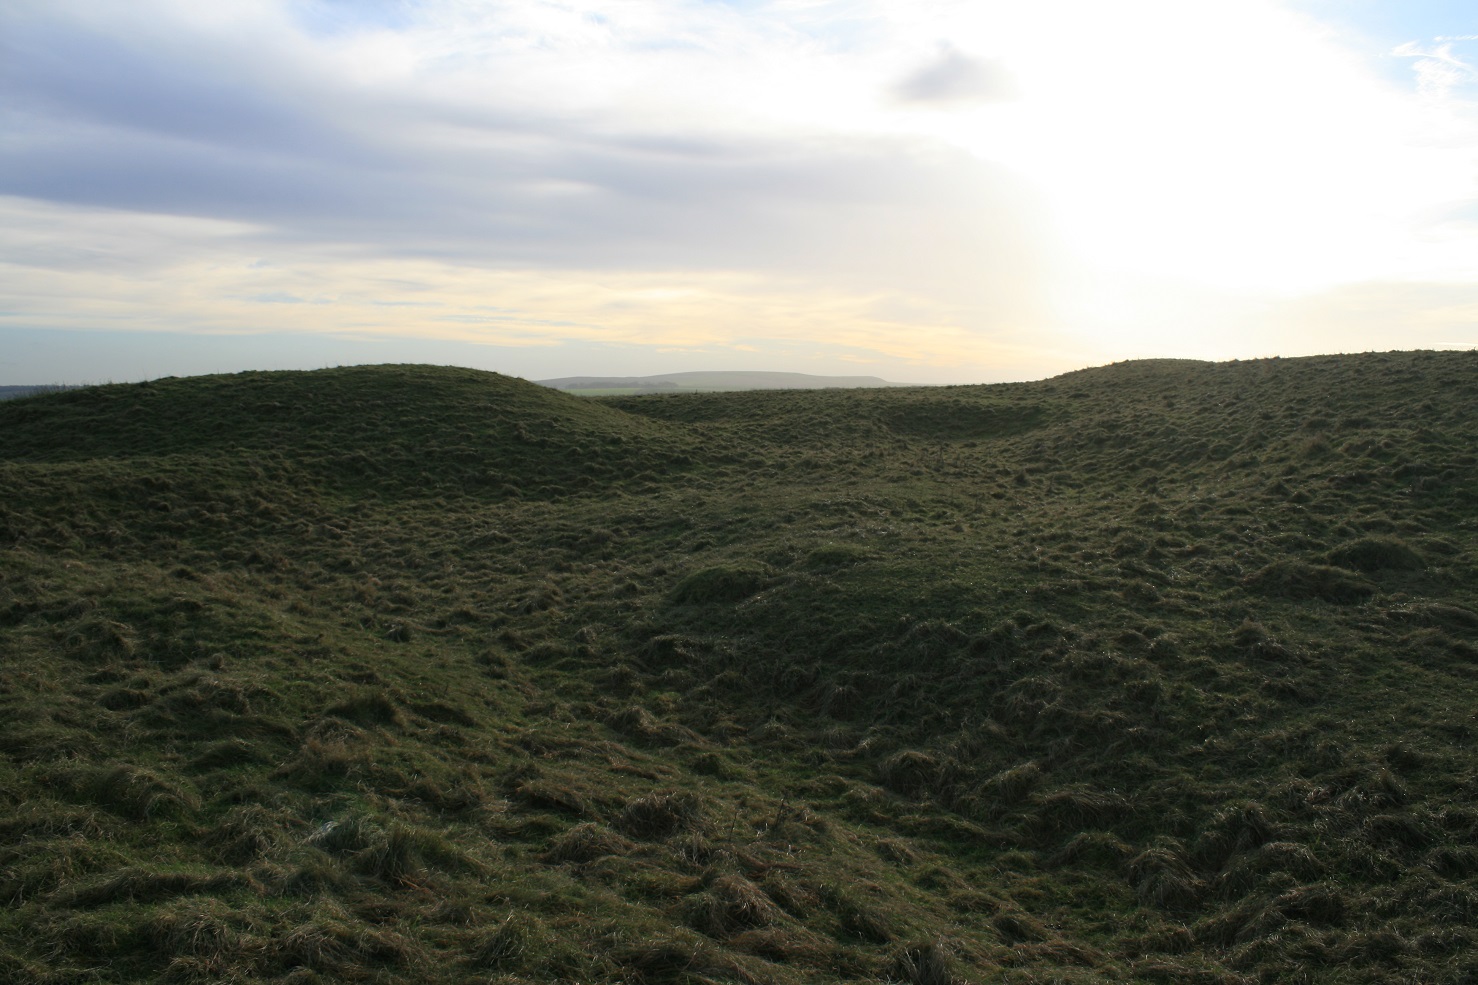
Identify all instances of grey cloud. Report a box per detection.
[3,18,344,157]
[894,45,1014,104]
[0,2,1046,312]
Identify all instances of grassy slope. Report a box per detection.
[2,354,1477,984]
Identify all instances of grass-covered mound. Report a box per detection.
[2,352,1477,984]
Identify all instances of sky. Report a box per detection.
[2,0,1477,385]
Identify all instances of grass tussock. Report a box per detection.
[51,866,254,909]
[686,872,784,938]
[1242,560,1374,604]
[469,913,571,973]
[49,762,201,820]
[202,803,290,863]
[1128,841,1204,910]
[1326,536,1425,573]
[543,822,637,864]
[617,791,707,840]
[890,939,966,985]
[670,565,771,605]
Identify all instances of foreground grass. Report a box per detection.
[2,353,1477,983]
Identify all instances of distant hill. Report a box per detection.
[536,370,901,392]
[0,384,83,400]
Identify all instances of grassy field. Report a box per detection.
[2,352,1476,984]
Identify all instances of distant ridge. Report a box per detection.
[0,384,83,400]
[535,370,901,392]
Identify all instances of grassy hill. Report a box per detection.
[2,352,1477,984]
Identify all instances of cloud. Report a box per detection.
[893,44,1014,104]
[1393,40,1478,98]
[0,0,1048,302]
[0,193,1057,381]
[1273,280,1478,349]
[1050,268,1478,369]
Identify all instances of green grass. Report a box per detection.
[2,352,1478,983]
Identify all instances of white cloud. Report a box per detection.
[0,0,1048,283]
[1394,41,1478,99]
